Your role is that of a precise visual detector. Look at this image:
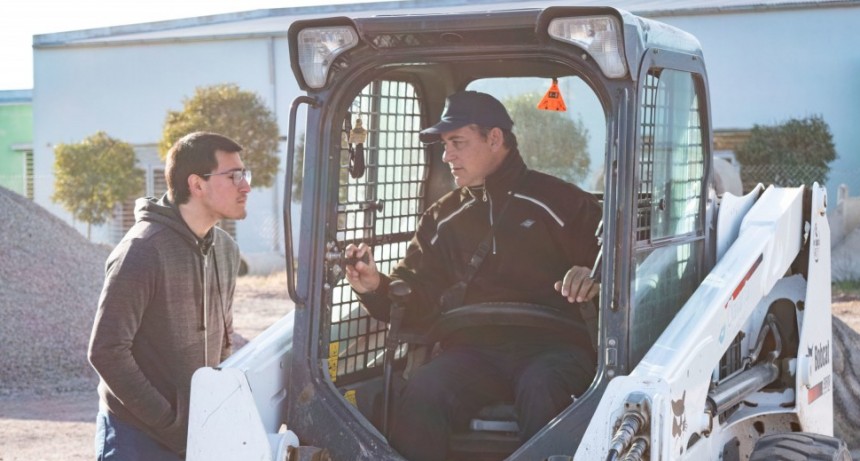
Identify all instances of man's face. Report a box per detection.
[441,125,505,188]
[201,150,251,220]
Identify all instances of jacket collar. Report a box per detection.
[463,148,527,200]
[486,148,527,194]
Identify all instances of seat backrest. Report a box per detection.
[394,302,587,459]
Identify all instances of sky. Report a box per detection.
[0,0,385,91]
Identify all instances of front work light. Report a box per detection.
[548,16,627,78]
[297,26,359,89]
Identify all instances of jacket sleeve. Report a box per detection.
[357,207,451,326]
[389,207,453,325]
[562,192,602,269]
[87,240,175,431]
[355,274,393,321]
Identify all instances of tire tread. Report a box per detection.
[750,433,851,461]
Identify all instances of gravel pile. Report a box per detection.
[833,316,860,449]
[0,186,111,395]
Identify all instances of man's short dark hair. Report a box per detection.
[476,126,519,151]
[165,132,243,205]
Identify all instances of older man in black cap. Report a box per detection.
[344,90,601,461]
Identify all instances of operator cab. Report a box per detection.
[285,7,712,460]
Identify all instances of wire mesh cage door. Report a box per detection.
[326,79,428,385]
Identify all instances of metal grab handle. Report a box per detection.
[283,96,317,305]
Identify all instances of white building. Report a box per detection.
[31,0,860,273]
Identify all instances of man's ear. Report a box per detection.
[187,173,205,198]
[489,127,504,152]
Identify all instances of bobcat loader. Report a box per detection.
[186,5,848,460]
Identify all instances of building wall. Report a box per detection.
[33,35,296,260]
[0,99,32,196]
[657,5,860,203]
[31,2,860,269]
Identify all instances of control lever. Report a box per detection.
[325,248,371,267]
[382,280,410,437]
[324,243,371,284]
[344,252,371,267]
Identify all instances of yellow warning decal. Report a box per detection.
[344,389,358,407]
[537,78,567,112]
[328,342,340,382]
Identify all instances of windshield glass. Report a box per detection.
[467,76,607,193]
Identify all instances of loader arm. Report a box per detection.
[186,312,297,461]
[576,184,833,460]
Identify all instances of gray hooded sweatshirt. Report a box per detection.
[88,195,240,455]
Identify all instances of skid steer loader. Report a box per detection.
[186,5,848,460]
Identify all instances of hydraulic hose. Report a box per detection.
[620,437,649,461]
[606,409,647,461]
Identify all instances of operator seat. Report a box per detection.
[388,302,592,460]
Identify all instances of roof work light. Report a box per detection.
[297,26,359,88]
[547,16,627,78]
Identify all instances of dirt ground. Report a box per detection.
[0,272,291,461]
[1,275,858,460]
[833,293,860,332]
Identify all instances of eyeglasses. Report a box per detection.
[202,169,252,186]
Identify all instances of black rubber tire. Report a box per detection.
[749,432,852,461]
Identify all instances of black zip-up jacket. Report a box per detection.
[359,149,600,350]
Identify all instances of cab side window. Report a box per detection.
[630,68,707,365]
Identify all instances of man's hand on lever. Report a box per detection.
[344,243,381,294]
[554,265,599,303]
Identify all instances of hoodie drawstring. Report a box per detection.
[202,251,210,366]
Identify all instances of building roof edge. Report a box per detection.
[32,0,860,47]
[0,89,33,103]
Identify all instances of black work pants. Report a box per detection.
[389,342,595,461]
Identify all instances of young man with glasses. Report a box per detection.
[88,131,251,460]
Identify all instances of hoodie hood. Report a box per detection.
[134,194,214,255]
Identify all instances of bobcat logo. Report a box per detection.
[807,342,830,371]
[672,390,687,438]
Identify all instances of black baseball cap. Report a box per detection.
[419,91,514,143]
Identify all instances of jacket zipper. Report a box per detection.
[487,190,496,254]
